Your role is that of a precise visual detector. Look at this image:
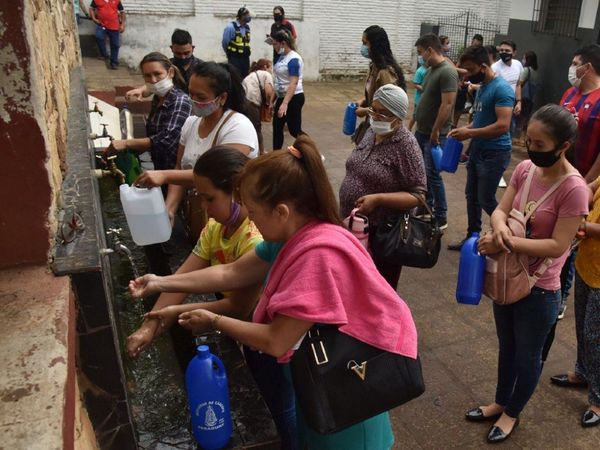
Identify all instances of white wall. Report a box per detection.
[116,0,511,80]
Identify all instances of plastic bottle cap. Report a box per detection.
[196,345,209,354]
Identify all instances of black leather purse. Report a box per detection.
[290,325,425,435]
[371,193,442,269]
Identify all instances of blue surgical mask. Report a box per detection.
[244,15,252,23]
[417,55,425,66]
[360,44,370,59]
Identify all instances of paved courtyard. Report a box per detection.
[85,58,599,449]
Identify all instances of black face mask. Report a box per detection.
[469,70,485,84]
[526,144,563,168]
[499,52,512,63]
[173,56,193,67]
[274,14,283,22]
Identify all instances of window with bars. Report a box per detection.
[532,0,583,38]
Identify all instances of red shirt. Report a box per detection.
[91,0,123,31]
[560,86,600,177]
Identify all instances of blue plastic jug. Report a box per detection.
[440,137,464,173]
[431,144,443,172]
[186,345,232,450]
[456,232,486,305]
[343,102,358,136]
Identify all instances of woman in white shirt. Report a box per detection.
[271,31,304,150]
[242,58,275,154]
[136,61,259,224]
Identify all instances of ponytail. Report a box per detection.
[237,134,341,225]
[250,58,272,73]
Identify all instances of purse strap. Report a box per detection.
[210,111,236,148]
[255,71,267,105]
[409,192,435,219]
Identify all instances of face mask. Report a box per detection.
[499,52,512,63]
[527,148,562,168]
[274,14,283,22]
[146,77,173,97]
[568,64,584,87]
[172,56,193,67]
[244,15,251,23]
[225,201,241,228]
[468,69,485,84]
[192,98,221,117]
[371,119,394,136]
[360,44,370,59]
[417,55,425,66]
[278,47,285,55]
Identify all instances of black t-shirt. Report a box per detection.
[170,56,203,93]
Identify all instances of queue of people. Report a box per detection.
[94,9,600,446]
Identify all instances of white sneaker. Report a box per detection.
[498,176,507,188]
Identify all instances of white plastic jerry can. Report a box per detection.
[119,184,172,245]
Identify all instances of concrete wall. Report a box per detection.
[0,0,80,268]
[506,0,600,106]
[90,0,510,79]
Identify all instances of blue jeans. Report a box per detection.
[415,131,447,221]
[465,144,511,233]
[559,248,577,303]
[95,25,120,66]
[243,347,298,449]
[493,287,561,417]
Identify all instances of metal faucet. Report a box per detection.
[88,101,103,116]
[101,228,132,258]
[106,155,126,184]
[89,123,114,141]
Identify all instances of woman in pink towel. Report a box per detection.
[174,134,418,449]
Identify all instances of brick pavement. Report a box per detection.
[83,57,598,449]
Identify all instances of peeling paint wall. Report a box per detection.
[0,0,80,268]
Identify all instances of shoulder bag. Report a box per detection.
[290,325,425,435]
[182,111,235,241]
[371,193,443,268]
[255,72,272,123]
[483,166,578,304]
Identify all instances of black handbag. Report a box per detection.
[290,325,425,435]
[371,193,442,269]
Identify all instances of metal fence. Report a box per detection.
[437,10,500,61]
[532,0,582,38]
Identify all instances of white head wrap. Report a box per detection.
[373,84,408,120]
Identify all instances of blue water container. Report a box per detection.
[186,345,232,449]
[440,137,464,173]
[343,102,358,136]
[431,144,443,172]
[456,232,486,305]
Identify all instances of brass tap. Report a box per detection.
[106,155,126,185]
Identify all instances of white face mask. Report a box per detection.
[371,119,394,136]
[146,77,173,97]
[568,65,583,87]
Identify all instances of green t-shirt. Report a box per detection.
[415,59,458,135]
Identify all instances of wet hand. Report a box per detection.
[126,324,157,358]
[277,102,288,118]
[125,87,145,102]
[355,194,378,215]
[128,274,161,299]
[448,127,471,141]
[178,309,213,334]
[144,305,181,324]
[134,170,167,188]
[103,139,127,158]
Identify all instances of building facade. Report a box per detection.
[505,0,600,105]
[90,0,511,80]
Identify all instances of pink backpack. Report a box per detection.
[483,166,578,305]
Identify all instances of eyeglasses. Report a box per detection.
[367,107,395,121]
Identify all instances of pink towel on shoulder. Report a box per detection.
[253,221,418,363]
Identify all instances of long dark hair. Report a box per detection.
[139,52,186,91]
[237,134,341,225]
[193,146,249,194]
[523,51,538,70]
[190,61,247,113]
[363,25,406,91]
[272,30,296,51]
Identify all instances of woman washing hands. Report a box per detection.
[465,105,589,444]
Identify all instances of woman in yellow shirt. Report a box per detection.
[126,146,262,359]
[551,176,600,428]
